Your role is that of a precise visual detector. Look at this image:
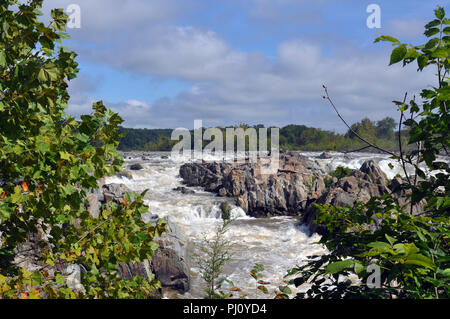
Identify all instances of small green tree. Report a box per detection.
[193,214,234,299]
[290,6,449,299]
[0,0,166,299]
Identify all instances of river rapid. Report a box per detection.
[103,151,444,298]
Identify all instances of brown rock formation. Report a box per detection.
[180,153,326,217]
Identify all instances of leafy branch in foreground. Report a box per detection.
[289,6,449,299]
[0,0,166,299]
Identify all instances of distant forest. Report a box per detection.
[118,117,409,152]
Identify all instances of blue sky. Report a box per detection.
[42,0,449,131]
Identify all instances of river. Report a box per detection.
[103,151,444,298]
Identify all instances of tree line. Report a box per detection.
[118,117,407,152]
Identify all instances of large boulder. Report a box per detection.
[318,152,332,159]
[388,176,426,216]
[150,220,190,292]
[180,153,326,217]
[118,219,190,293]
[102,183,131,203]
[129,163,144,171]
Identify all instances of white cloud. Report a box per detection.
[68,35,434,131]
[50,0,436,131]
[43,0,186,33]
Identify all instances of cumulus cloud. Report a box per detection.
[43,0,189,41]
[68,35,434,131]
[43,0,436,131]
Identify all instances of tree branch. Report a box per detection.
[397,92,413,186]
[343,145,373,154]
[322,85,397,157]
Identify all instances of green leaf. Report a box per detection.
[33,8,43,16]
[0,51,6,67]
[38,66,59,82]
[75,133,90,143]
[374,35,400,44]
[437,268,450,277]
[385,234,396,245]
[425,19,441,29]
[31,271,43,285]
[279,286,292,294]
[436,197,444,209]
[55,273,65,284]
[36,137,50,154]
[390,45,407,65]
[367,241,396,255]
[393,243,420,256]
[60,151,73,161]
[424,27,440,37]
[325,260,354,274]
[417,55,429,70]
[405,254,435,270]
[251,263,265,274]
[425,38,439,49]
[354,262,365,275]
[423,150,436,166]
[435,7,445,20]
[432,47,449,58]
[368,241,392,250]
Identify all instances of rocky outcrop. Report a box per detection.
[180,153,326,217]
[301,160,426,235]
[180,156,425,235]
[387,176,426,217]
[302,160,391,234]
[150,220,190,292]
[118,218,190,293]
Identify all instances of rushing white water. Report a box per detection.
[104,151,447,298]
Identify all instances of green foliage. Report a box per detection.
[330,166,353,180]
[376,117,397,140]
[324,166,353,188]
[290,6,449,299]
[118,127,172,151]
[144,135,177,152]
[0,0,166,299]
[291,200,449,299]
[193,218,234,299]
[346,118,377,140]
